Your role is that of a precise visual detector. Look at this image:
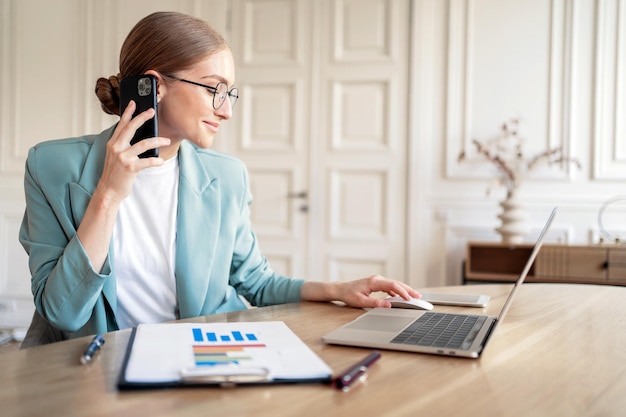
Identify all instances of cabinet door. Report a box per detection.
[537,246,607,282]
[227,0,410,282]
[607,249,626,284]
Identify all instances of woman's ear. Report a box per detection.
[144,70,165,103]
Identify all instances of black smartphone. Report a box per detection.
[119,74,159,158]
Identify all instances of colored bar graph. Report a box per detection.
[190,327,267,367]
[192,328,261,344]
[192,345,264,366]
[192,344,266,352]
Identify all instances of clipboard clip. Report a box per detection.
[180,365,271,387]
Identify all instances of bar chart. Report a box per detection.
[192,328,262,343]
[191,327,266,366]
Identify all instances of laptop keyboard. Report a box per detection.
[391,312,487,350]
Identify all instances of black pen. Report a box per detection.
[334,351,381,391]
[80,334,105,365]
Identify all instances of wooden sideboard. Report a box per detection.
[465,242,626,285]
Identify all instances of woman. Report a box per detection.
[18,11,420,345]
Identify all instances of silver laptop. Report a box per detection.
[323,207,557,358]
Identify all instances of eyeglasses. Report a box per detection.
[166,75,239,110]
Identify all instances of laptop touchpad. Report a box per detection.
[345,314,415,332]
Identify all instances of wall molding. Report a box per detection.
[1,1,90,175]
[0,0,16,175]
[593,0,626,179]
[446,0,577,182]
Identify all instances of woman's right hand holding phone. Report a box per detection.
[98,100,171,204]
[76,101,170,273]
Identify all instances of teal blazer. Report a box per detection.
[19,125,304,339]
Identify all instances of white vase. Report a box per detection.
[495,189,529,244]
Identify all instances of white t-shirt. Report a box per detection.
[113,156,179,329]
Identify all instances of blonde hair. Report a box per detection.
[95,11,229,115]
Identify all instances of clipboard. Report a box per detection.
[117,321,332,390]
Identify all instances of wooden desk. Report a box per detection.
[1,284,624,417]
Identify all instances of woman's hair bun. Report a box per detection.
[94,73,122,116]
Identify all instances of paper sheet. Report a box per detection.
[123,321,332,384]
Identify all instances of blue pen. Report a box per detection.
[80,334,105,365]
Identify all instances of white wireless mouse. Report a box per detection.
[385,296,434,310]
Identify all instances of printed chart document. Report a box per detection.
[118,321,332,389]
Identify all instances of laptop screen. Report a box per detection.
[496,207,558,322]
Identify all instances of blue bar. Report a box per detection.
[207,332,217,342]
[220,335,231,342]
[192,328,203,342]
[232,331,244,341]
[246,333,257,341]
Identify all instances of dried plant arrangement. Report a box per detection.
[458,118,582,196]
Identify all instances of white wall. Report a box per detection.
[1,0,625,330]
[408,0,626,287]
[0,0,228,329]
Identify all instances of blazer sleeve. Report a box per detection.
[19,144,110,333]
[227,164,305,307]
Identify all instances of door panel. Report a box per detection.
[229,0,312,278]
[316,0,409,282]
[229,0,409,283]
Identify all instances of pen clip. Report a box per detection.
[333,351,381,392]
[336,367,369,392]
[180,365,271,386]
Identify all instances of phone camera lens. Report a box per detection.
[136,77,151,96]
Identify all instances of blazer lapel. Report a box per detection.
[68,127,110,225]
[175,142,222,318]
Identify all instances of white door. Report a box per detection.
[226,0,409,283]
